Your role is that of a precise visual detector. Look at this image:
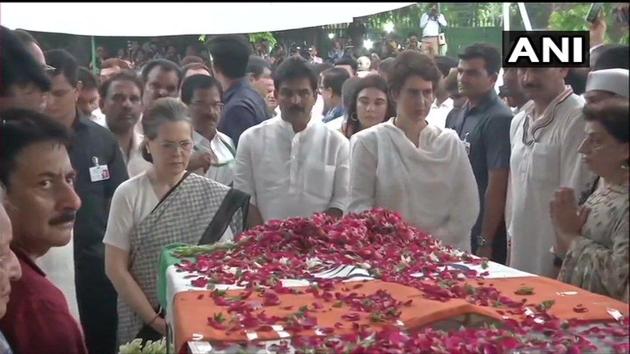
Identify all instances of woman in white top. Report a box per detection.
[349,50,480,252]
[104,98,252,345]
[181,74,236,186]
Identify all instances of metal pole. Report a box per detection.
[91,36,97,75]
[503,3,511,31]
[517,2,533,31]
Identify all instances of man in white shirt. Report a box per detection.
[235,56,350,222]
[181,74,236,186]
[508,67,596,277]
[426,56,457,128]
[100,71,152,178]
[78,67,107,127]
[420,3,447,57]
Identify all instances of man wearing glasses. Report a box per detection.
[45,49,128,354]
[181,74,235,186]
[0,26,51,112]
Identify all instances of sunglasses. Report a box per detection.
[43,64,56,72]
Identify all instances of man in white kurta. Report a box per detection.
[234,57,350,222]
[509,67,596,277]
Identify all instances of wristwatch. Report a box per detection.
[477,235,489,248]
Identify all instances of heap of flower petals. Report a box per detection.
[174,209,629,353]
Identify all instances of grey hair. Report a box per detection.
[140,97,192,162]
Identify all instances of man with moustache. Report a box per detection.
[500,67,530,115]
[0,109,87,354]
[45,49,128,354]
[141,59,182,109]
[509,66,596,277]
[101,71,152,177]
[234,56,350,222]
[181,74,236,186]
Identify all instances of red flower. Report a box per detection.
[262,291,281,306]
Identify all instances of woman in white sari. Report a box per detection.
[349,51,479,252]
[104,98,252,345]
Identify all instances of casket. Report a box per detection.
[156,210,629,354]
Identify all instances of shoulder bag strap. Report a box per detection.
[198,188,251,245]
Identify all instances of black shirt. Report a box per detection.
[69,115,128,266]
[445,90,513,242]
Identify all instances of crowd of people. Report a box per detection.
[0,13,628,354]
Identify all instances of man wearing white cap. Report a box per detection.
[584,68,629,104]
[508,67,597,277]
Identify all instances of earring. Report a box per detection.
[350,113,359,122]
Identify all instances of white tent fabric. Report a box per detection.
[0,2,415,36]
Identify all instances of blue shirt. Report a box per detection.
[322,105,345,123]
[217,78,268,146]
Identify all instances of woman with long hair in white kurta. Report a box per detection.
[349,51,480,252]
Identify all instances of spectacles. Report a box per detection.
[42,64,56,72]
[158,140,194,152]
[190,101,223,111]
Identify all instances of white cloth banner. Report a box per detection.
[0,2,415,36]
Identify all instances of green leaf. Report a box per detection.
[213,312,225,324]
[370,311,385,323]
[481,260,489,270]
[514,287,535,296]
[540,300,556,311]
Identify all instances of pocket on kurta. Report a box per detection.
[304,164,336,201]
[530,143,561,183]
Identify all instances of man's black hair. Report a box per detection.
[593,45,629,71]
[13,28,40,46]
[334,56,358,74]
[321,67,350,97]
[78,67,99,90]
[246,55,272,79]
[140,58,182,86]
[0,108,71,188]
[458,43,501,76]
[208,35,251,79]
[273,56,318,93]
[434,55,458,77]
[180,74,223,104]
[45,49,79,87]
[99,70,144,100]
[0,25,51,96]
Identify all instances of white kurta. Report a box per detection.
[426,97,453,129]
[35,237,80,322]
[124,131,153,178]
[509,89,596,277]
[192,131,236,186]
[349,118,479,252]
[234,116,350,222]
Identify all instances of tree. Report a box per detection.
[548,3,628,44]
